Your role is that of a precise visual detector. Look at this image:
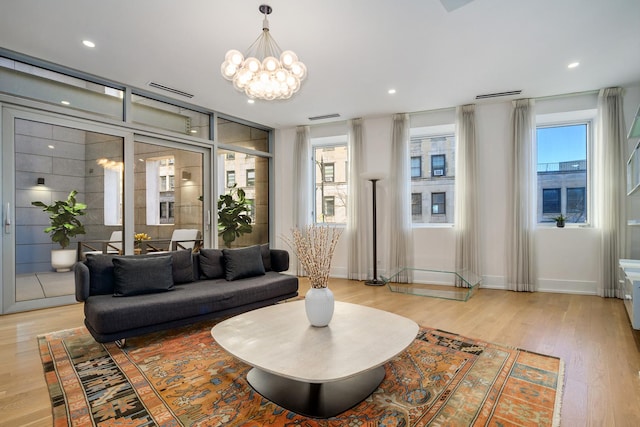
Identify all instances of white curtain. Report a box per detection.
[389,113,413,283]
[507,99,537,292]
[347,118,369,280]
[293,125,311,275]
[454,104,481,286]
[596,87,627,298]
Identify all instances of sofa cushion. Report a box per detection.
[261,243,272,271]
[169,250,195,284]
[113,255,174,297]
[85,254,116,295]
[199,249,225,279]
[223,245,266,281]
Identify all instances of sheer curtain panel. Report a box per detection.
[454,104,481,286]
[347,119,369,280]
[507,99,536,292]
[293,126,311,275]
[596,87,627,298]
[389,114,413,283]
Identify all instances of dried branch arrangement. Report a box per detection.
[283,225,343,288]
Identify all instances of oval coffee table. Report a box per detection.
[212,300,418,418]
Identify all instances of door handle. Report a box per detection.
[4,202,10,233]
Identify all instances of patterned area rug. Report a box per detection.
[38,321,564,426]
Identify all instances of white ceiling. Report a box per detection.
[1,0,639,129]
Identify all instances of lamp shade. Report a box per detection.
[360,172,387,181]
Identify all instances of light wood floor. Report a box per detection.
[2,278,640,426]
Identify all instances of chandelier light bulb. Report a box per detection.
[220,5,306,101]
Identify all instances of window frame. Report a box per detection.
[542,188,561,214]
[408,123,456,227]
[431,192,446,215]
[311,135,348,225]
[226,170,236,187]
[246,169,255,187]
[411,156,422,179]
[536,110,595,227]
[431,154,446,177]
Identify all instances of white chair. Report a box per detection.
[78,230,123,259]
[143,229,202,253]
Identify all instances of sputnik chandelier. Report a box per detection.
[221,4,307,101]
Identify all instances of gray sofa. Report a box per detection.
[74,245,299,343]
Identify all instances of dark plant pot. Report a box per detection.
[556,220,565,228]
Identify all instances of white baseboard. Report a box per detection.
[480,275,597,295]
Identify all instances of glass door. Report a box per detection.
[132,136,209,254]
[2,109,129,313]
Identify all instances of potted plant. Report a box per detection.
[217,184,253,248]
[32,190,87,271]
[554,214,566,228]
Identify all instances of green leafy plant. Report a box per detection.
[32,190,87,249]
[217,184,253,248]
[553,214,566,222]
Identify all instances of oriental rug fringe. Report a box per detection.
[38,321,563,426]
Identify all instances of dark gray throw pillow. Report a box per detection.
[169,250,194,284]
[199,249,225,279]
[85,254,117,295]
[222,245,266,281]
[260,243,272,271]
[113,255,174,297]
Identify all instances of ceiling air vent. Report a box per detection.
[475,90,522,100]
[148,82,194,98]
[308,113,341,121]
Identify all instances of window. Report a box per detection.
[542,188,561,214]
[411,156,422,178]
[226,170,236,187]
[246,198,255,220]
[312,138,348,224]
[159,201,174,223]
[226,153,235,160]
[537,122,589,223]
[411,193,422,216]
[323,163,335,182]
[431,154,446,177]
[566,187,586,221]
[409,129,456,224]
[324,196,335,217]
[431,192,446,215]
[246,169,255,186]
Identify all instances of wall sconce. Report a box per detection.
[181,171,191,181]
[37,177,45,185]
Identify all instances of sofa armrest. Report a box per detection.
[270,249,290,272]
[74,261,90,302]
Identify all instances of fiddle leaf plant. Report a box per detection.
[31,190,87,249]
[217,184,253,248]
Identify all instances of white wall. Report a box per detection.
[275,84,640,295]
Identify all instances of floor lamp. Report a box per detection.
[362,172,386,286]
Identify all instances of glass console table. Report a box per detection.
[381,268,481,301]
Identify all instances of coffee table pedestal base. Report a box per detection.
[247,366,386,418]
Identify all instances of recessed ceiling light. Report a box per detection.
[190,130,197,134]
[247,99,255,104]
[388,89,397,94]
[48,145,55,149]
[82,40,96,48]
[60,100,70,105]
[568,62,580,69]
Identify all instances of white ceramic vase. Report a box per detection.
[305,287,335,327]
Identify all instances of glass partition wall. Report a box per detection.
[5,115,127,311]
[1,54,273,314]
[216,118,270,248]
